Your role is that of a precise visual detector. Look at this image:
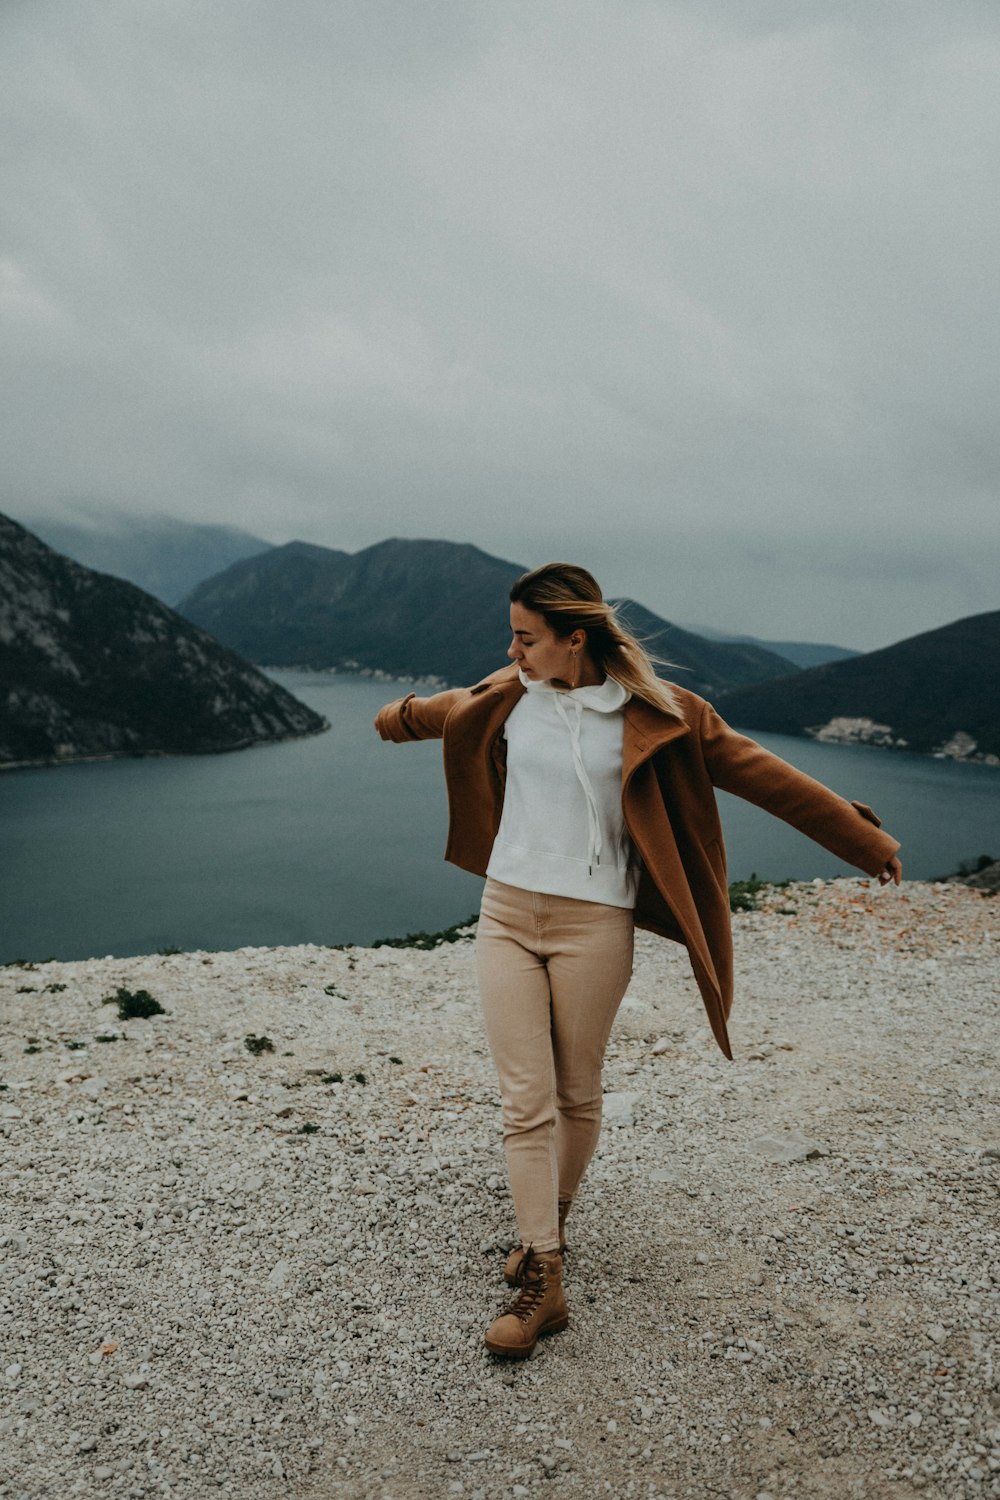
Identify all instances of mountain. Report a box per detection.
[179,538,522,684]
[22,508,273,606]
[715,610,1000,764]
[682,624,860,670]
[178,538,801,695]
[0,513,328,769]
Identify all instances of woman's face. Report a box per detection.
[507,602,576,682]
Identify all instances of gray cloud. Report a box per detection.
[3,0,998,649]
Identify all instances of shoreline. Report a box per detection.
[3,869,994,971]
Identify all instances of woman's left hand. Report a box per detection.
[878,856,903,886]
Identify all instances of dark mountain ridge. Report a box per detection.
[0,513,327,769]
[716,610,1000,764]
[178,538,798,695]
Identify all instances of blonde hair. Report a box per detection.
[510,562,681,717]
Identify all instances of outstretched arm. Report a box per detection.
[374,687,468,742]
[699,701,902,880]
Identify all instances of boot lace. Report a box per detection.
[503,1246,549,1322]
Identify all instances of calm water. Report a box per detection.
[1,670,997,963]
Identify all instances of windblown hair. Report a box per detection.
[509,563,680,716]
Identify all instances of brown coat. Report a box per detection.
[375,663,900,1060]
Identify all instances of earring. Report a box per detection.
[571,651,580,689]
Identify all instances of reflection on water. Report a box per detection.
[1,670,997,962]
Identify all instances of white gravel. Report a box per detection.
[1,878,998,1500]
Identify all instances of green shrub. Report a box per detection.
[372,916,478,951]
[728,874,767,913]
[101,987,164,1020]
[244,1034,275,1055]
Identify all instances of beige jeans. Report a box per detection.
[475,877,635,1252]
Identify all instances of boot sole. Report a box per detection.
[484,1313,570,1358]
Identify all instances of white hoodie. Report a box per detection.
[485,668,639,908]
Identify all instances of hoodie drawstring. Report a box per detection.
[552,692,603,875]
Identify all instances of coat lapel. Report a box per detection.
[622,695,690,784]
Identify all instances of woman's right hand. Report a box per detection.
[878,855,903,886]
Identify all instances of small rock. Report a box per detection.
[751,1131,827,1164]
[267,1258,291,1289]
[926,1324,946,1344]
[602,1092,642,1128]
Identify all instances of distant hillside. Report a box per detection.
[715,610,1000,764]
[683,624,860,670]
[0,513,327,769]
[179,539,800,695]
[611,601,797,695]
[23,508,273,605]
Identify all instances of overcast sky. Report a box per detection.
[3,1,998,650]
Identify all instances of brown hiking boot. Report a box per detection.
[502,1199,571,1285]
[484,1247,569,1358]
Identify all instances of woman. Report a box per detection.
[374,563,902,1359]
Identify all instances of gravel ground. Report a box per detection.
[1,878,998,1500]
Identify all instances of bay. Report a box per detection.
[1,670,997,963]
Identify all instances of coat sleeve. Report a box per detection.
[698,701,901,878]
[374,687,469,742]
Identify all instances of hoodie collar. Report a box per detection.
[517,668,630,713]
